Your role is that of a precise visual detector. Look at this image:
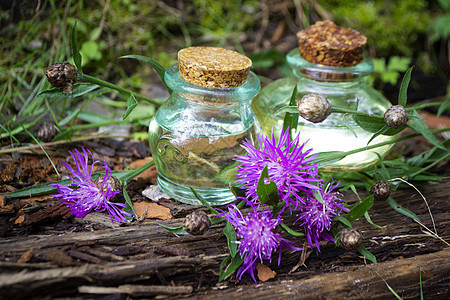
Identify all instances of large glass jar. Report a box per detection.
[149,63,260,205]
[252,49,395,171]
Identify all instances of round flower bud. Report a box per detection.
[384,105,408,129]
[45,62,77,93]
[339,227,362,250]
[297,93,331,123]
[370,180,391,201]
[38,123,59,142]
[183,210,210,235]
[94,175,122,193]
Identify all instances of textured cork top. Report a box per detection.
[296,20,367,67]
[178,47,252,88]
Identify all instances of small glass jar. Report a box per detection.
[149,62,260,205]
[252,49,395,171]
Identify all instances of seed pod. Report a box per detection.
[297,93,331,123]
[37,123,59,142]
[45,62,77,93]
[370,180,391,201]
[384,105,408,129]
[339,227,362,250]
[183,210,211,235]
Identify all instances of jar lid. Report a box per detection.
[296,20,367,67]
[178,47,252,88]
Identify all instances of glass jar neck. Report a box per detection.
[286,49,373,84]
[164,63,260,107]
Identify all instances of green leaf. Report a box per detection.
[121,55,171,94]
[354,114,399,135]
[224,222,238,257]
[386,197,420,222]
[333,216,352,228]
[122,94,138,120]
[37,83,99,98]
[398,66,413,107]
[70,21,82,72]
[256,165,280,206]
[408,110,446,150]
[230,184,247,199]
[347,195,374,222]
[283,86,299,136]
[3,170,128,198]
[280,222,304,237]
[387,56,411,72]
[189,187,220,215]
[364,211,383,229]
[122,182,137,220]
[357,245,377,264]
[313,189,324,204]
[219,253,244,281]
[158,224,189,235]
[437,98,450,117]
[313,151,347,167]
[271,105,298,118]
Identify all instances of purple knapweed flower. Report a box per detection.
[234,127,321,211]
[218,203,301,282]
[50,147,131,223]
[295,180,348,251]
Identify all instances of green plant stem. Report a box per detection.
[78,73,162,106]
[319,127,450,165]
[332,107,384,119]
[409,152,450,178]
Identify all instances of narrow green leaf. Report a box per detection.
[408,111,446,150]
[280,222,304,237]
[357,245,377,264]
[347,195,374,222]
[37,83,99,98]
[121,55,171,94]
[122,182,137,220]
[398,66,413,107]
[364,211,383,229]
[219,253,244,281]
[437,98,450,117]
[189,187,220,215]
[70,21,82,72]
[313,189,324,204]
[158,224,189,235]
[386,197,420,222]
[230,184,247,199]
[122,94,138,120]
[256,165,279,205]
[333,216,352,228]
[354,114,399,135]
[313,151,347,166]
[224,222,238,257]
[4,170,128,198]
[283,86,299,136]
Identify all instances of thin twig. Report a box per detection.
[414,219,450,247]
[0,134,131,154]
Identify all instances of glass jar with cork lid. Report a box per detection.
[149,47,260,205]
[251,20,395,171]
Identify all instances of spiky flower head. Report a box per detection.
[218,203,301,282]
[295,180,348,251]
[234,127,320,211]
[49,147,131,223]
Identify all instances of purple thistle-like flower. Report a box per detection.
[234,127,321,211]
[218,203,301,282]
[295,180,348,251]
[49,147,131,223]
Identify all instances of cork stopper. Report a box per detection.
[296,20,367,67]
[178,47,252,88]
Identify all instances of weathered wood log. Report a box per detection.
[188,248,450,299]
[0,179,448,299]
